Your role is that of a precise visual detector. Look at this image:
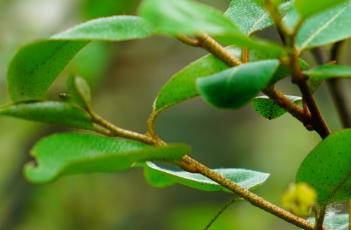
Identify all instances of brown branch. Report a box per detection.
[263,87,312,129]
[314,206,326,230]
[179,156,315,230]
[312,44,351,128]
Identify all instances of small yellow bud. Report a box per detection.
[282,182,317,217]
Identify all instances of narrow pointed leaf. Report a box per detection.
[8,16,153,102]
[197,60,280,109]
[304,65,351,80]
[0,101,94,129]
[139,0,240,35]
[297,129,351,205]
[252,95,302,120]
[144,162,269,192]
[295,0,348,18]
[25,133,189,183]
[296,2,351,50]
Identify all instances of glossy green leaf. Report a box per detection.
[67,75,92,109]
[154,52,233,113]
[0,101,94,129]
[307,213,348,230]
[8,16,153,102]
[297,129,351,205]
[296,2,351,50]
[252,95,302,120]
[139,0,240,35]
[25,133,189,183]
[144,162,269,191]
[295,0,348,18]
[304,64,351,80]
[197,60,280,109]
[153,48,293,115]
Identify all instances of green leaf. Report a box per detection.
[225,0,271,35]
[296,129,351,205]
[197,60,280,109]
[154,51,233,113]
[144,162,269,192]
[67,75,92,109]
[296,2,351,50]
[304,64,351,80]
[307,213,348,230]
[0,101,94,129]
[295,0,348,18]
[25,133,189,183]
[139,0,240,35]
[252,95,302,120]
[8,16,153,102]
[224,0,292,35]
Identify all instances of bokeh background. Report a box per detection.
[0,0,350,229]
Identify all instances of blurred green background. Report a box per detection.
[0,0,350,229]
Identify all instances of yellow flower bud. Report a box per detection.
[282,182,317,217]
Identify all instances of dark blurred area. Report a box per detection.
[0,0,350,229]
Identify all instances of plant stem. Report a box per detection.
[90,111,156,145]
[91,112,316,229]
[179,156,315,230]
[314,206,326,230]
[313,43,351,128]
[204,197,236,230]
[263,86,312,129]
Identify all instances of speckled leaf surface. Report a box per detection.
[252,96,302,120]
[25,133,189,183]
[297,129,351,205]
[144,162,269,192]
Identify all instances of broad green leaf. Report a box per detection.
[295,0,348,18]
[296,2,351,50]
[154,51,233,113]
[0,101,94,129]
[197,60,280,109]
[304,65,351,80]
[252,95,302,120]
[139,0,240,35]
[296,129,351,205]
[67,75,92,109]
[8,16,153,102]
[307,213,348,230]
[144,162,269,192]
[225,0,271,35]
[25,133,189,183]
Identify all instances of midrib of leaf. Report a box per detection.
[299,6,346,50]
[326,169,351,204]
[249,12,268,35]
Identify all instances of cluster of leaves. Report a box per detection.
[3,0,351,229]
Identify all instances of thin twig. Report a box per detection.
[204,197,236,230]
[90,111,156,145]
[311,45,351,128]
[179,156,316,230]
[314,206,327,230]
[90,112,316,229]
